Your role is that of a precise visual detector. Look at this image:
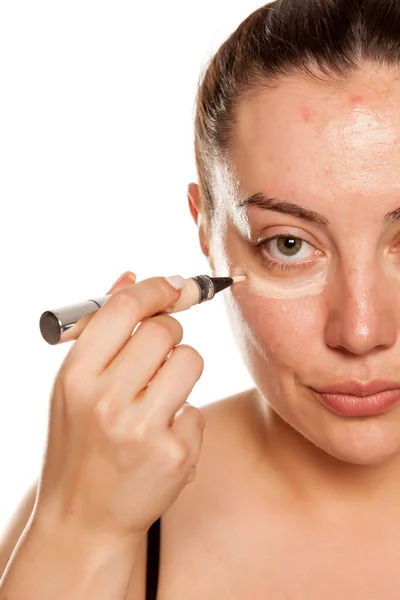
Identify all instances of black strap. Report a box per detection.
[146,517,161,600]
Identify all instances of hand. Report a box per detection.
[34,272,205,544]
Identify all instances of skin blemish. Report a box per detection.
[301,106,311,122]
[349,94,364,105]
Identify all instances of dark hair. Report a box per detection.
[194,0,400,221]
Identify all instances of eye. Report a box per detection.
[263,236,315,261]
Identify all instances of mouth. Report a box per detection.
[310,380,400,417]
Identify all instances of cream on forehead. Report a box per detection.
[208,158,252,257]
[209,158,252,237]
[317,105,400,194]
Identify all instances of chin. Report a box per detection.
[308,417,400,466]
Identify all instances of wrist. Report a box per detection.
[29,514,140,564]
[0,518,141,600]
[27,516,141,590]
[32,503,144,551]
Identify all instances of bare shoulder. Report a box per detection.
[173,388,258,506]
[174,386,257,491]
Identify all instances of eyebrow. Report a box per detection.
[237,193,329,225]
[238,192,400,225]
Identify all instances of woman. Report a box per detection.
[2,0,400,597]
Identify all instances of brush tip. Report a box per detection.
[231,275,246,284]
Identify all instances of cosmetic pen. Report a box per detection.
[39,274,246,346]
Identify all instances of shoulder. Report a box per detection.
[162,387,258,534]
[190,387,257,479]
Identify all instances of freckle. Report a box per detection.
[302,107,311,122]
[349,94,363,105]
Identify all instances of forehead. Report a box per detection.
[228,66,400,210]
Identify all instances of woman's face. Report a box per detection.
[204,64,400,465]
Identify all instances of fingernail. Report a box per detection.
[116,271,136,285]
[165,275,185,290]
[108,271,136,293]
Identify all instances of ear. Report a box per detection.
[187,183,215,271]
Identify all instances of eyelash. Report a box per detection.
[252,235,313,272]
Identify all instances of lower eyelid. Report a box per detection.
[263,253,320,274]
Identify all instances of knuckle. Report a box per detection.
[91,389,126,430]
[93,399,115,429]
[93,401,152,442]
[130,418,153,443]
[60,364,89,403]
[166,438,189,469]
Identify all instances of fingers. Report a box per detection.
[101,313,184,401]
[139,343,204,426]
[67,276,183,377]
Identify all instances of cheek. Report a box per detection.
[212,222,324,371]
[228,286,321,371]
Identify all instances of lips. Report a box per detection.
[313,380,400,397]
[311,380,400,417]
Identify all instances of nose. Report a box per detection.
[324,264,397,356]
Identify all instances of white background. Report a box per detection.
[0,2,266,534]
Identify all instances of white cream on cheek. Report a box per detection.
[243,269,327,300]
